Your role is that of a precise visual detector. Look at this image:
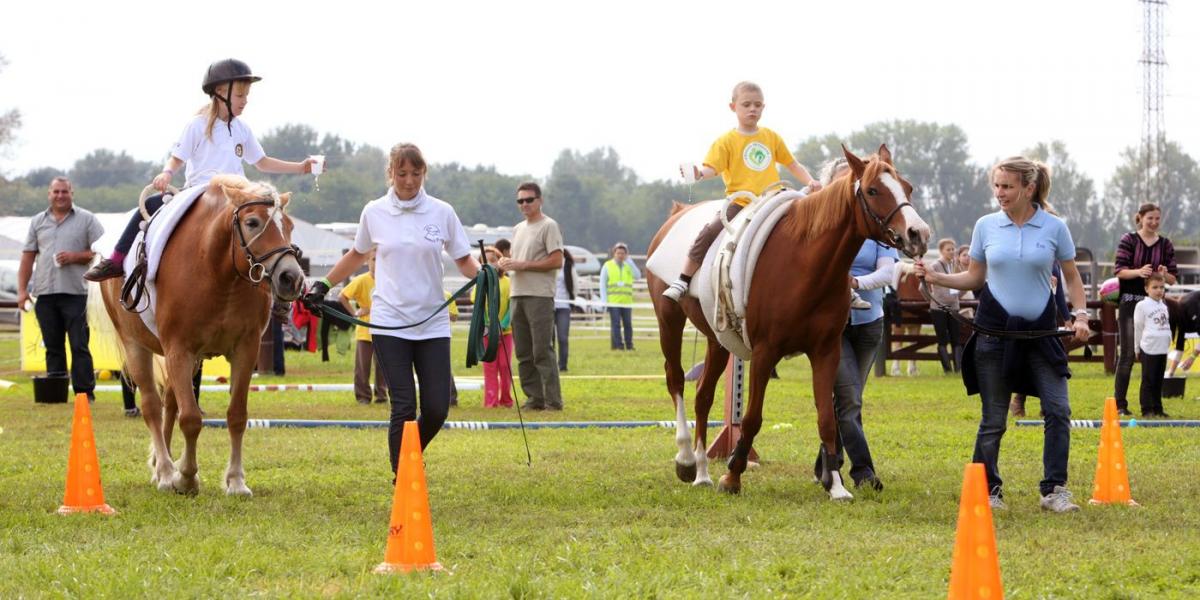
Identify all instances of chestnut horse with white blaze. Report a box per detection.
[100,175,304,495]
[648,145,929,499]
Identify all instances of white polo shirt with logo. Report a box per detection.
[171,114,266,188]
[352,187,472,340]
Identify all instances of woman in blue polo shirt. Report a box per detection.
[916,156,1090,513]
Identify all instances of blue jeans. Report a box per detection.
[608,306,633,350]
[973,335,1072,497]
[814,318,883,483]
[554,307,571,371]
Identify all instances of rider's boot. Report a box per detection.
[84,258,125,282]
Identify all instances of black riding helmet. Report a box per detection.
[202,59,262,134]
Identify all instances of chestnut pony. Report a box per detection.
[647,145,929,498]
[100,175,304,495]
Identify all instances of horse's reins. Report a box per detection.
[917,280,1075,340]
[231,198,302,286]
[854,180,912,251]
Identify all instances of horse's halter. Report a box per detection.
[853,173,913,253]
[230,198,301,288]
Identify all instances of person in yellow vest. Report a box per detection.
[339,249,389,404]
[601,242,641,350]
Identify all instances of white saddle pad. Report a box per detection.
[122,185,208,337]
[646,192,801,359]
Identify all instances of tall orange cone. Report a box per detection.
[58,393,116,515]
[375,421,443,573]
[947,463,1002,600]
[1089,397,1139,506]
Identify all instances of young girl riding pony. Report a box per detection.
[85,58,317,283]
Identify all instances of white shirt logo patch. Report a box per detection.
[423,224,443,243]
[742,141,772,172]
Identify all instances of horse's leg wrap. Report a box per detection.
[820,448,853,501]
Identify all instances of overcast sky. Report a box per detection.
[2,0,1197,191]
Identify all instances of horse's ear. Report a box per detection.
[842,144,866,179]
[278,192,291,209]
[878,144,893,165]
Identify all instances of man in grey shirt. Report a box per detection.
[17,177,104,400]
[499,182,564,410]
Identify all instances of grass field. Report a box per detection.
[2,322,1199,598]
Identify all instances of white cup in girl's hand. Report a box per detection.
[680,163,697,184]
[310,155,325,176]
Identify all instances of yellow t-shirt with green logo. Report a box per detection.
[341,272,376,342]
[703,127,796,206]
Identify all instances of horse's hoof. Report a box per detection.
[171,473,200,496]
[747,460,761,470]
[225,483,253,497]
[826,471,853,501]
[717,475,741,495]
[675,461,697,483]
[692,477,713,487]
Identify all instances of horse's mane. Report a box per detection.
[782,156,891,241]
[208,174,281,207]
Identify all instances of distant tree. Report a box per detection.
[0,53,20,170]
[22,166,64,189]
[1023,141,1111,255]
[68,149,157,188]
[795,121,988,243]
[1102,139,1200,249]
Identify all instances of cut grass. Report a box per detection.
[1,327,1198,598]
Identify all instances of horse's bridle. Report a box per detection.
[230,199,301,287]
[854,178,912,252]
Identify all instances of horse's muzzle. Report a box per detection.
[272,257,305,302]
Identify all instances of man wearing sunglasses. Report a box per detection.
[498,182,565,410]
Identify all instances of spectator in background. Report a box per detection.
[956,244,976,319]
[554,248,578,371]
[499,182,564,411]
[1133,273,1172,418]
[495,238,512,258]
[601,242,640,351]
[339,248,389,405]
[17,177,103,401]
[928,238,962,373]
[1112,203,1177,416]
[482,246,515,407]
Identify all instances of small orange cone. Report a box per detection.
[1089,397,1139,506]
[58,393,116,515]
[374,421,443,573]
[947,463,1002,600]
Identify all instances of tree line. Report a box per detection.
[3,119,1198,259]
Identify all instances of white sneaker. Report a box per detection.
[850,289,871,310]
[663,279,689,302]
[1040,486,1080,513]
[989,494,1007,511]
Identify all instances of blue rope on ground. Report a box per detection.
[1015,419,1200,428]
[201,419,724,430]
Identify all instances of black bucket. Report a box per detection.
[1162,377,1186,399]
[33,375,70,404]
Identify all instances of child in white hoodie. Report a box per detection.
[1133,273,1173,418]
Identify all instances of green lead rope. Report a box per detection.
[312,264,503,368]
[465,264,501,368]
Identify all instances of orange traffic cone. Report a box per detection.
[374,421,443,573]
[1089,397,1139,506]
[58,393,116,515]
[947,463,1002,600]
